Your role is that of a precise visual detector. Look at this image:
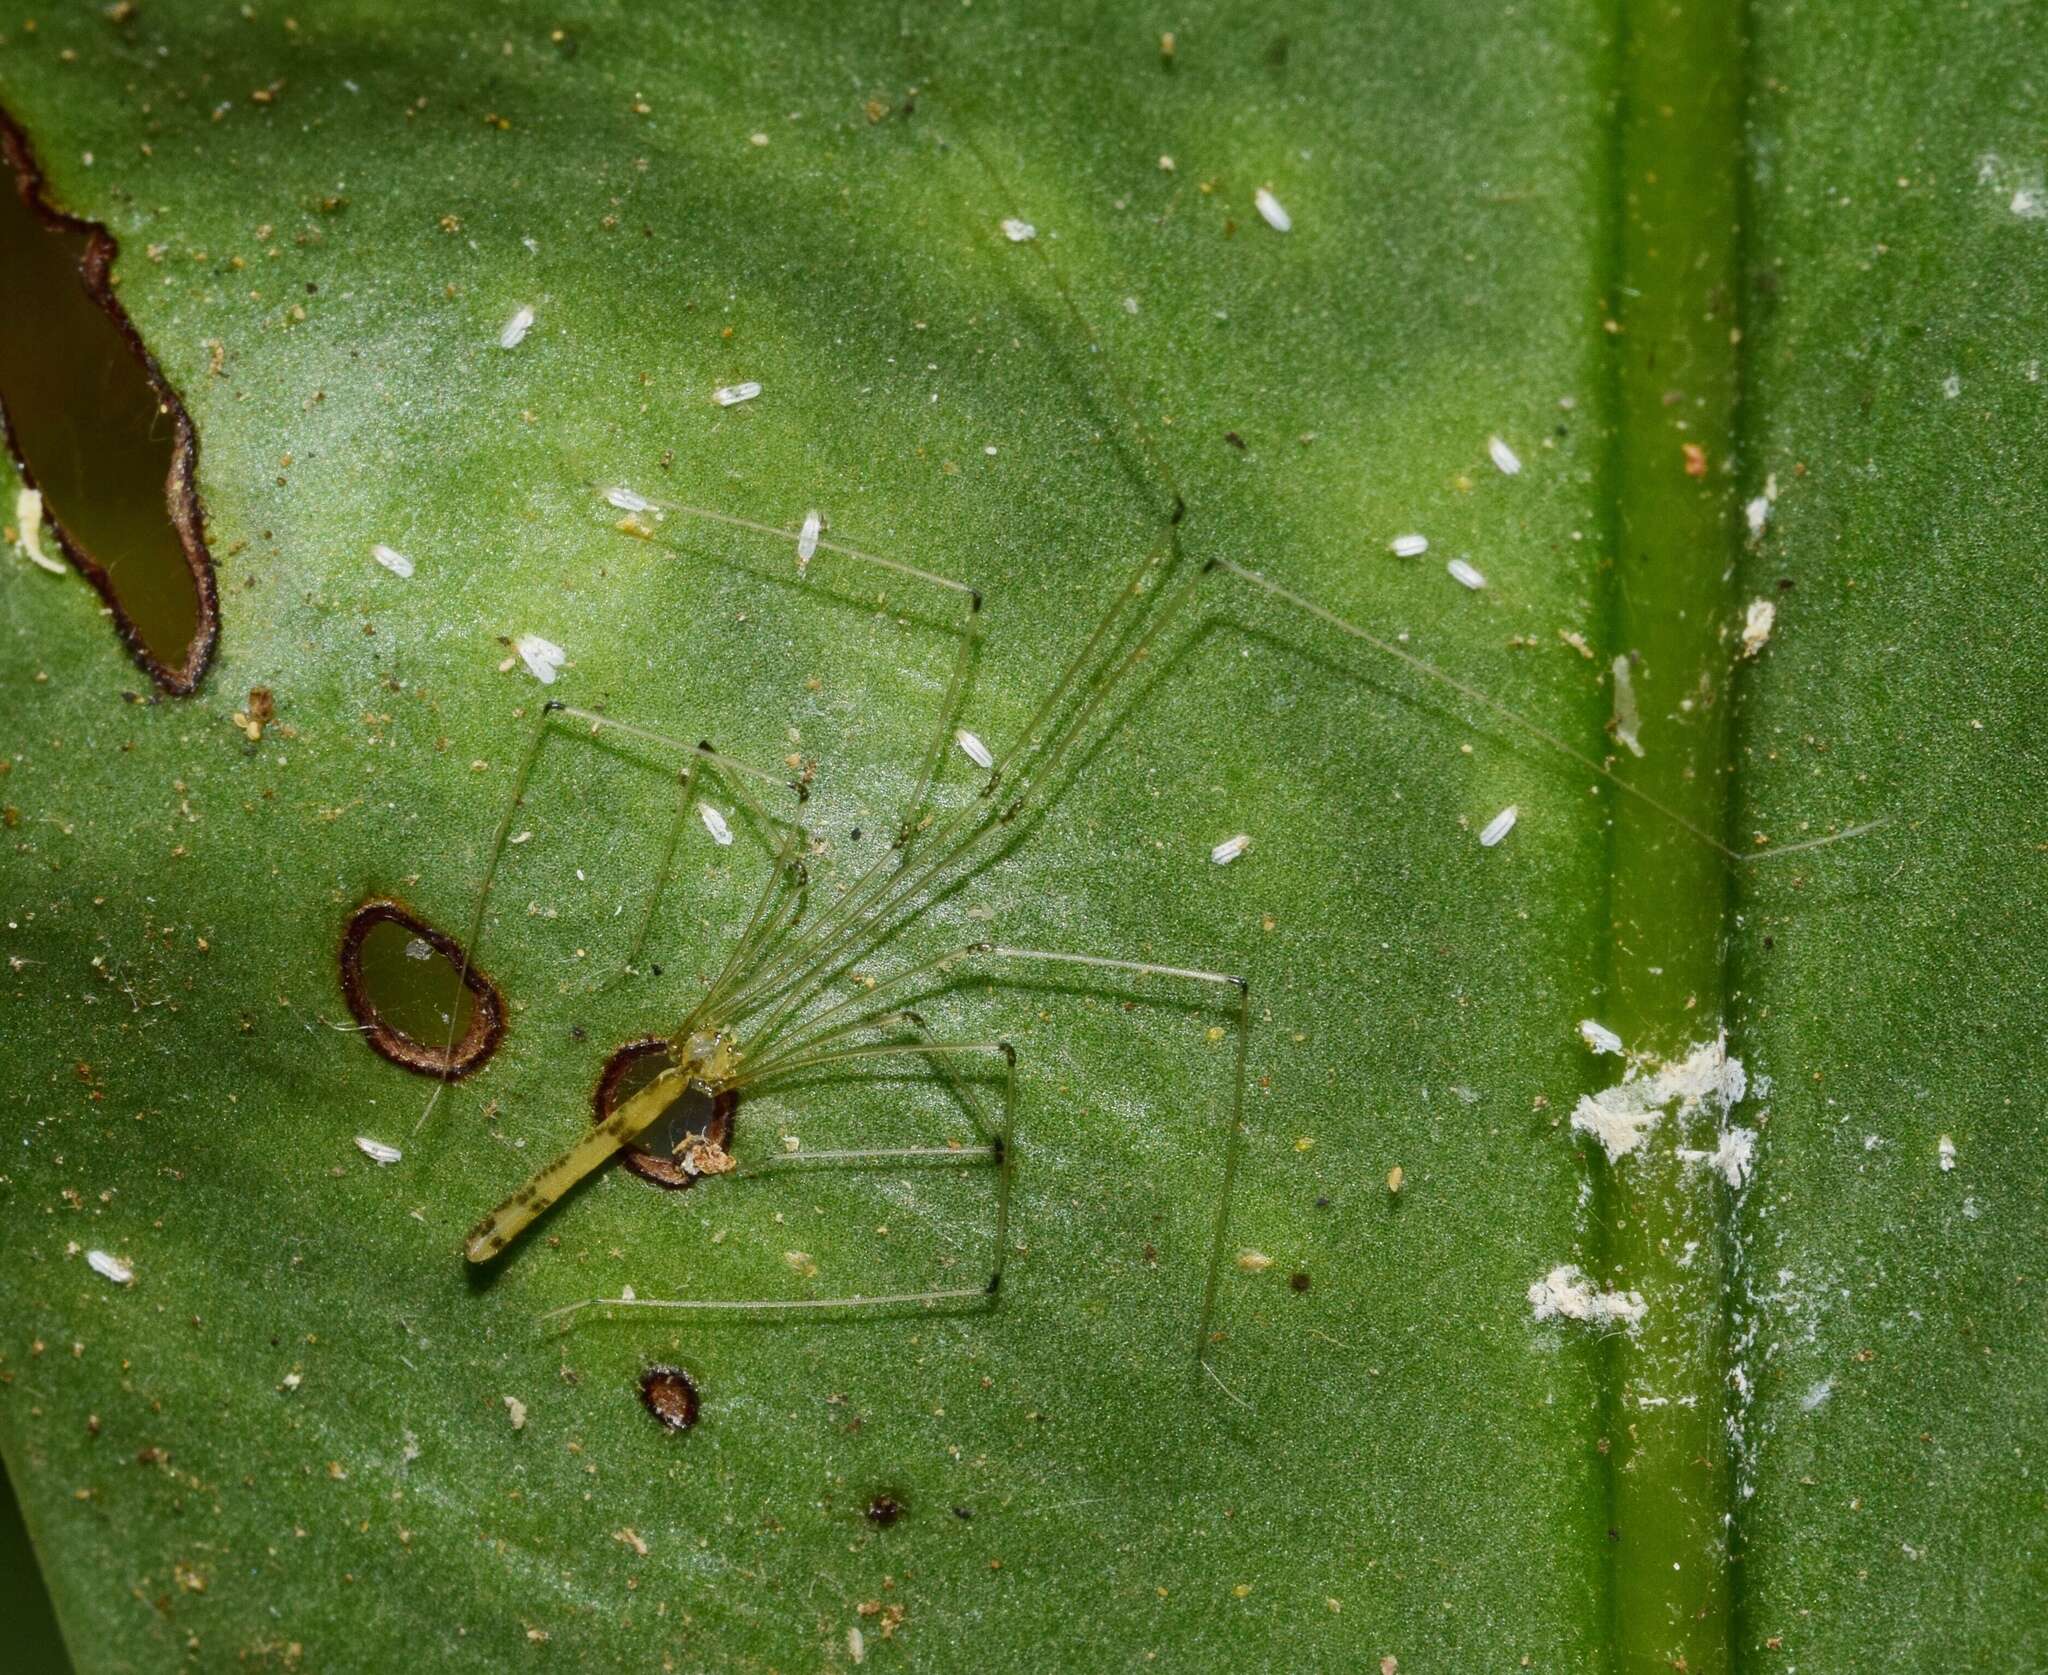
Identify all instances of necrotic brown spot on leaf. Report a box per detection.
[338,900,504,1078]
[0,109,218,694]
[596,1036,737,1191]
[639,1366,699,1432]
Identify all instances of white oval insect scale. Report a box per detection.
[1390,533,1429,558]
[1478,805,1519,847]
[499,305,535,349]
[1210,833,1251,866]
[713,381,762,406]
[1253,186,1292,233]
[86,1249,134,1286]
[698,802,734,846]
[1447,558,1487,591]
[372,543,414,579]
[954,728,994,770]
[1579,1019,1625,1057]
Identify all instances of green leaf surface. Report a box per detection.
[0,3,2040,1671]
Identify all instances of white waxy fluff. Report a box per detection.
[713,381,762,406]
[1570,1032,1748,1164]
[1740,598,1776,659]
[1253,186,1292,233]
[1611,655,1644,758]
[1527,1264,1645,1329]
[1938,1133,1957,1172]
[355,1136,403,1166]
[1210,833,1251,866]
[606,486,652,513]
[796,509,821,571]
[14,486,63,574]
[1677,1126,1758,1190]
[1487,435,1522,476]
[1744,495,1771,541]
[499,306,535,349]
[1478,805,1517,847]
[86,1249,134,1286]
[514,633,566,685]
[954,728,994,770]
[1000,217,1036,243]
[698,802,734,846]
[372,543,414,579]
[1447,558,1486,591]
[1390,533,1428,558]
[1579,1019,1625,1057]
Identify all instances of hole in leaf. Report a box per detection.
[596,1036,737,1191]
[639,1365,699,1432]
[338,900,504,1078]
[0,109,218,694]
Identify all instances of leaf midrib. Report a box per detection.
[1594,2,1753,1669]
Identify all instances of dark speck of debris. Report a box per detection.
[1224,431,1246,451]
[639,1365,699,1432]
[1289,1271,1312,1293]
[865,1493,905,1527]
[1314,1195,1331,1209]
[1778,577,1795,591]
[953,1505,974,1520]
[570,1025,586,1041]
[850,828,862,843]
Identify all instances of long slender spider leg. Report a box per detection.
[696,836,811,1026]
[721,525,1184,1029]
[524,704,808,1037]
[542,1039,1016,1326]
[723,533,1206,1041]
[725,524,1177,1021]
[952,119,1185,526]
[464,1066,689,1261]
[897,591,983,848]
[691,801,812,1030]
[630,494,987,855]
[1212,559,1888,864]
[601,499,988,1010]
[754,946,1246,1365]
[634,498,982,608]
[775,944,1250,1364]
[737,941,992,1072]
[416,699,560,1136]
[967,947,1247,1366]
[592,753,698,993]
[957,117,1885,866]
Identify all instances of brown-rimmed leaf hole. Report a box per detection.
[338,900,504,1078]
[596,1036,737,1191]
[639,1366,699,1432]
[0,109,217,694]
